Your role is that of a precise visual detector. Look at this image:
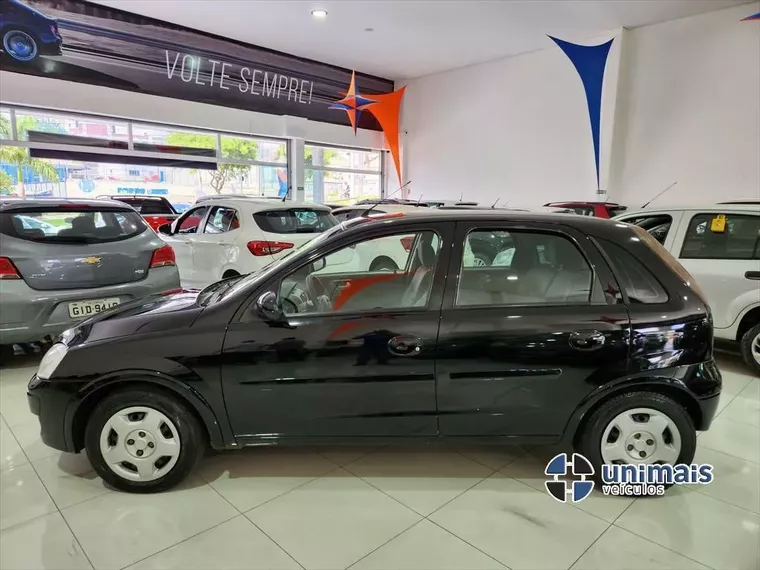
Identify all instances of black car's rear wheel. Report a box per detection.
[2,29,39,62]
[85,388,204,493]
[577,391,696,486]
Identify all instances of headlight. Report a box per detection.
[37,343,68,380]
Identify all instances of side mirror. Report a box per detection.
[255,291,284,321]
[157,223,172,235]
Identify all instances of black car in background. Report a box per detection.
[27,210,721,492]
[0,0,62,63]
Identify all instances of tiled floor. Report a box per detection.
[1,354,758,570]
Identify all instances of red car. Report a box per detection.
[98,195,179,231]
[544,201,627,218]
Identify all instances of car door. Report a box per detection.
[161,205,210,289]
[672,211,760,331]
[436,221,630,438]
[220,221,453,440]
[192,205,241,286]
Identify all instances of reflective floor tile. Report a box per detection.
[0,463,57,531]
[352,519,505,570]
[738,378,760,401]
[719,366,755,399]
[247,470,421,570]
[61,479,237,570]
[500,450,633,523]
[0,392,37,429]
[616,486,760,570]
[345,448,493,515]
[453,445,526,471]
[0,416,28,472]
[720,393,760,428]
[0,511,92,570]
[33,453,110,510]
[11,420,60,463]
[571,525,709,570]
[429,475,608,570]
[316,445,378,467]
[693,445,760,513]
[126,516,299,570]
[698,416,760,464]
[198,448,338,512]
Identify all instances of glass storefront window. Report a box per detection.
[305,144,382,204]
[0,108,11,139]
[14,110,128,142]
[221,135,286,164]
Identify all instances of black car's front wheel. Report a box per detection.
[2,29,40,62]
[85,388,205,493]
[577,391,696,486]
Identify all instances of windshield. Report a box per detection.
[0,207,147,244]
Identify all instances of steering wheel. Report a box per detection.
[306,273,329,300]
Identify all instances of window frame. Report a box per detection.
[203,205,241,235]
[172,205,210,235]
[679,212,760,261]
[442,221,617,310]
[236,220,455,322]
[595,237,670,305]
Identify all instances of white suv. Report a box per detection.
[614,205,760,372]
[158,197,337,289]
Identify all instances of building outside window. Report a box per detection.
[0,107,288,207]
[305,144,382,205]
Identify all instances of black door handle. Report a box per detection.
[388,335,423,356]
[569,330,606,351]
[745,271,760,280]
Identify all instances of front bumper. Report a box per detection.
[27,376,74,453]
[0,267,180,345]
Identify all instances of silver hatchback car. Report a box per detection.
[0,199,180,354]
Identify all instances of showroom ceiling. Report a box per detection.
[89,0,753,80]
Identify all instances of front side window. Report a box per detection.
[175,206,209,234]
[277,230,441,315]
[680,213,760,260]
[204,206,240,234]
[457,229,596,307]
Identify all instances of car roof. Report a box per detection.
[0,198,134,211]
[333,203,427,213]
[192,197,332,212]
[616,204,760,217]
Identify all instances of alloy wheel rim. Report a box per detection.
[99,406,181,482]
[600,407,681,465]
[752,331,760,365]
[472,257,488,267]
[3,31,37,61]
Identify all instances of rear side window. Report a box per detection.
[607,206,628,217]
[621,214,673,245]
[680,213,760,260]
[254,208,338,234]
[598,239,668,304]
[0,208,146,243]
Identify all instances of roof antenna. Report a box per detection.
[491,198,501,209]
[415,194,424,207]
[365,181,411,215]
[459,192,463,201]
[641,181,677,209]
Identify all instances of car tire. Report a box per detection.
[2,28,40,63]
[472,252,492,267]
[740,322,760,376]
[84,388,205,493]
[369,257,398,272]
[577,391,696,486]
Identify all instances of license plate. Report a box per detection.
[68,298,121,319]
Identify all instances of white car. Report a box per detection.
[158,197,337,289]
[614,205,760,372]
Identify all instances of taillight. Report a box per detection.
[400,236,415,252]
[149,245,176,268]
[50,24,57,35]
[0,257,21,280]
[247,241,294,256]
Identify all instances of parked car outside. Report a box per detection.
[0,199,180,358]
[614,205,760,372]
[157,196,337,289]
[0,0,63,63]
[98,195,179,232]
[545,201,627,218]
[28,209,720,492]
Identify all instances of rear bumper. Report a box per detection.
[0,267,180,345]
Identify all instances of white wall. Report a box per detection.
[611,2,760,207]
[401,2,760,208]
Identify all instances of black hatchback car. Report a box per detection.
[27,210,722,492]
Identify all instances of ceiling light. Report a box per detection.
[311,9,328,19]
